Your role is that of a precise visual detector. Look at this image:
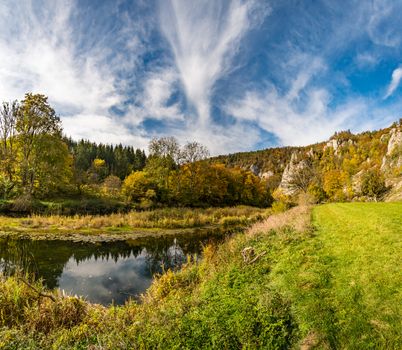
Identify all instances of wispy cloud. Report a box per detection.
[131,68,184,123]
[0,0,147,144]
[0,1,119,110]
[159,0,269,126]
[367,0,402,48]
[384,66,402,99]
[225,56,371,146]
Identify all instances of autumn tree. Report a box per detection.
[122,171,157,208]
[176,141,210,203]
[16,93,65,195]
[145,137,181,202]
[323,170,347,201]
[102,175,122,197]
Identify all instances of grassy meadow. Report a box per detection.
[270,202,402,348]
[0,202,401,349]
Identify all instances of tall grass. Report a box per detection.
[0,206,269,233]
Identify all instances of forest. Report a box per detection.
[0,93,270,214]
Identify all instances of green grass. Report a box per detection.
[270,202,402,348]
[0,203,400,349]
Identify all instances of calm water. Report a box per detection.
[0,231,223,305]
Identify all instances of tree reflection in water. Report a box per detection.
[0,229,223,305]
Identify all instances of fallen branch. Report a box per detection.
[241,247,255,262]
[18,277,57,302]
[241,247,267,264]
[248,251,266,264]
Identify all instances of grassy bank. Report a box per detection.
[0,206,269,241]
[0,203,401,349]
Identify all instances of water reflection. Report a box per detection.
[0,231,221,305]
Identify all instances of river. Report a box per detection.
[0,230,224,305]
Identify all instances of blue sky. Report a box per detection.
[1,0,401,154]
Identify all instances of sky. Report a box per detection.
[0,0,401,155]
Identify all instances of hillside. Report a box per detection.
[210,120,402,202]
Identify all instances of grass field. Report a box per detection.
[0,203,400,349]
[270,202,402,348]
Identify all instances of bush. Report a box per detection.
[271,201,289,213]
[361,168,387,200]
[307,183,326,203]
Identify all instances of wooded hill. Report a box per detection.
[210,120,402,203]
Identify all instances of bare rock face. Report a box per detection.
[261,170,274,180]
[249,164,260,176]
[381,127,402,171]
[325,139,339,151]
[386,128,402,156]
[248,164,276,180]
[324,138,355,155]
[351,169,365,195]
[278,152,311,196]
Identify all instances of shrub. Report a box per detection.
[361,168,387,200]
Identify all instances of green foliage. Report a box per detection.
[307,182,327,203]
[1,93,400,208]
[361,168,387,199]
[67,138,146,181]
[271,200,289,213]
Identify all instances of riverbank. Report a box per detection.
[0,206,268,242]
[1,203,401,349]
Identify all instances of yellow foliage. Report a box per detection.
[93,158,106,168]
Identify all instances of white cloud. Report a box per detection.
[1,0,401,155]
[62,114,150,149]
[153,0,271,154]
[354,52,380,69]
[225,58,370,146]
[159,0,269,127]
[367,0,402,48]
[384,67,402,99]
[0,0,147,146]
[134,68,184,122]
[0,1,117,109]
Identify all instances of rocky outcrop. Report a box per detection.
[351,169,365,195]
[324,138,355,155]
[249,164,260,176]
[261,171,274,180]
[248,164,276,180]
[387,128,402,156]
[278,152,312,196]
[381,127,402,171]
